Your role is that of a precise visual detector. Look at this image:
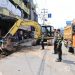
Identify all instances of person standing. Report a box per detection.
[54,40,58,54]
[56,29,63,62]
[41,33,45,49]
[54,29,58,54]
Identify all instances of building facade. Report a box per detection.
[29,0,38,21]
[0,0,31,19]
[0,0,38,21]
[0,0,38,36]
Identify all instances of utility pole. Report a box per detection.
[41,9,48,25]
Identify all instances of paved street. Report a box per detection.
[0,43,75,75]
[0,0,75,75]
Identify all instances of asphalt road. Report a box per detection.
[0,43,75,75]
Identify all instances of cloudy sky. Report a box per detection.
[33,0,75,29]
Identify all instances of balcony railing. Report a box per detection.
[12,0,30,14]
[0,7,21,19]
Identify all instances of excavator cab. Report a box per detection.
[42,25,54,37]
[41,25,54,45]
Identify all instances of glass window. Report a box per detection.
[51,27,54,32]
[42,27,46,33]
[46,27,50,32]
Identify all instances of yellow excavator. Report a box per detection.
[0,19,54,55]
[0,19,42,55]
[2,19,42,47]
[4,19,54,46]
[4,19,41,39]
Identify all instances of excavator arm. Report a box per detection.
[4,19,42,39]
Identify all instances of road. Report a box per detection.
[0,43,75,75]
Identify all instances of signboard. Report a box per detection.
[66,21,72,25]
[48,13,51,18]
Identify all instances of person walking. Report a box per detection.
[56,29,63,62]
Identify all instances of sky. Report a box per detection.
[33,0,75,29]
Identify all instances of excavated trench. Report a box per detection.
[0,16,17,57]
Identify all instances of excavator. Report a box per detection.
[4,19,54,45]
[0,19,54,55]
[0,19,41,55]
[4,19,41,41]
[3,19,42,46]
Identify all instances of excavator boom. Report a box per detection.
[5,19,41,39]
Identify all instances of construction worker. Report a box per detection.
[56,29,63,62]
[41,33,45,49]
[54,29,58,54]
[54,40,58,54]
